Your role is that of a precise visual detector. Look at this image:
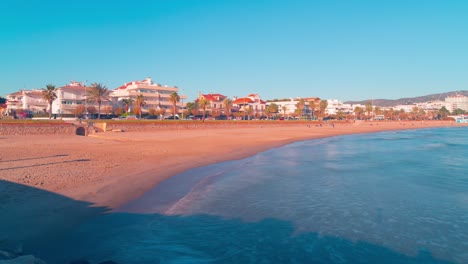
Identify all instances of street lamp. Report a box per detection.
[181,88,185,119]
[84,80,88,119]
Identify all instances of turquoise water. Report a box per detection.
[47,127,468,263]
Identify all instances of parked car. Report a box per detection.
[145,115,159,119]
[126,115,138,120]
[165,115,180,120]
[215,115,228,120]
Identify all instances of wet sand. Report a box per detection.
[0,120,465,209]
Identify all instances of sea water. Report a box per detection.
[48,127,467,263]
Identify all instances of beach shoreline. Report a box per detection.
[1,120,466,209]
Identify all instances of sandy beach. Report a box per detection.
[0,120,466,209]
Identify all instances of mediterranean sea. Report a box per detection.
[49,127,468,264]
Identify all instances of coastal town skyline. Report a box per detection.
[2,1,468,102]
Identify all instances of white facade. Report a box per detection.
[6,90,47,114]
[394,104,415,113]
[110,77,186,115]
[325,99,358,116]
[415,100,446,111]
[445,95,468,112]
[325,99,354,115]
[232,94,266,117]
[266,98,298,115]
[5,82,110,117]
[52,81,90,115]
[266,97,320,116]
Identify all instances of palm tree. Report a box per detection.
[198,97,209,122]
[399,109,407,120]
[309,100,316,119]
[121,98,134,113]
[438,106,450,119]
[354,106,363,120]
[87,83,110,119]
[223,98,233,117]
[245,105,254,120]
[41,84,57,119]
[388,108,395,120]
[336,110,345,120]
[282,105,288,118]
[411,106,419,120]
[265,107,272,119]
[135,94,146,118]
[418,108,427,120]
[365,101,373,120]
[169,92,180,118]
[267,103,278,119]
[186,102,197,116]
[319,100,328,120]
[296,99,305,120]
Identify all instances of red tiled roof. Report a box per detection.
[115,79,150,90]
[116,82,132,90]
[59,85,88,90]
[201,93,227,102]
[233,98,254,104]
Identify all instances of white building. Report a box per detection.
[232,94,266,117]
[5,77,185,117]
[266,97,320,116]
[266,98,298,116]
[52,81,90,115]
[326,99,356,115]
[415,100,446,111]
[445,95,468,112]
[5,90,47,114]
[393,104,415,113]
[110,77,186,116]
[5,81,104,116]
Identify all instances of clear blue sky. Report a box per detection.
[1,0,467,102]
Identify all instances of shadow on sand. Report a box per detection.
[0,154,69,163]
[0,159,90,171]
[0,180,453,264]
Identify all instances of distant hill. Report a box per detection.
[344,90,468,107]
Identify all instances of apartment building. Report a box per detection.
[197,93,228,115]
[445,94,468,112]
[6,90,47,114]
[111,77,186,115]
[266,97,320,116]
[233,94,266,117]
[5,81,105,116]
[53,81,90,115]
[326,99,355,115]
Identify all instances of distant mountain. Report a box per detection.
[344,90,468,107]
